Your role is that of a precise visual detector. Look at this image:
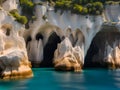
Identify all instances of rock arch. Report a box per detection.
[25,23,64,67]
[40,32,61,67]
[84,25,120,69]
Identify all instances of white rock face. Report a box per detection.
[0,8,33,79]
[0,8,24,31]
[27,39,43,66]
[54,37,83,71]
[2,0,18,11]
[25,23,63,67]
[46,10,103,56]
[104,5,120,22]
[27,4,103,68]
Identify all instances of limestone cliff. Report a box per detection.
[0,0,33,79]
[25,1,120,70]
[24,0,103,71]
[0,0,120,72]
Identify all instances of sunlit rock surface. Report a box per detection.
[54,37,83,72]
[0,8,33,79]
[0,24,33,79]
[2,0,19,11]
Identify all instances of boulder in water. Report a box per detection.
[54,37,83,72]
[0,24,33,79]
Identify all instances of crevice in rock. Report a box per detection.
[40,32,61,67]
[26,36,32,46]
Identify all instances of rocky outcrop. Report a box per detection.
[1,0,120,72]
[0,6,33,79]
[54,37,83,72]
[2,0,19,12]
[85,25,120,69]
[0,24,33,79]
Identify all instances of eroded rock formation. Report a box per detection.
[25,23,63,67]
[1,0,120,73]
[54,37,83,72]
[53,29,85,71]
[0,24,33,79]
[85,25,120,69]
[0,3,33,79]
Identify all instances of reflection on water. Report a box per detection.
[0,68,120,90]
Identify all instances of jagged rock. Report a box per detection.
[0,24,33,79]
[53,37,83,72]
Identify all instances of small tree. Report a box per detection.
[18,16,28,24]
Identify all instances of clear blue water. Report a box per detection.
[0,68,120,90]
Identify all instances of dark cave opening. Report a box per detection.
[36,33,43,41]
[26,36,32,46]
[6,28,10,36]
[84,26,120,68]
[84,36,100,68]
[40,32,61,67]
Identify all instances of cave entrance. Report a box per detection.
[40,32,61,67]
[84,25,120,68]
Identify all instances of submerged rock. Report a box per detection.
[0,24,33,79]
[54,37,83,72]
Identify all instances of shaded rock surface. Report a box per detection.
[85,25,120,69]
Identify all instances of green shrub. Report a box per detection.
[10,9,28,24]
[19,0,34,24]
[53,0,106,15]
[17,16,28,24]
[73,4,83,14]
[19,0,34,7]
[82,7,88,15]
[55,1,65,9]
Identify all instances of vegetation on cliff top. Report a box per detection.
[19,0,35,28]
[10,9,28,24]
[47,0,120,15]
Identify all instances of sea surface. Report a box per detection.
[0,68,120,90]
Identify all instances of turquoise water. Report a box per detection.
[0,68,120,90]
